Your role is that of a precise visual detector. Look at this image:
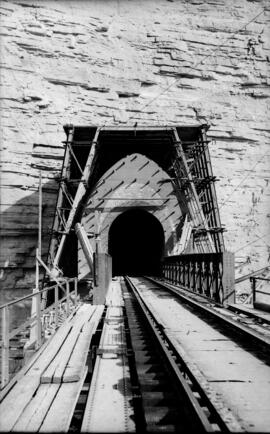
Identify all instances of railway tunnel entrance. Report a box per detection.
[108,209,165,277]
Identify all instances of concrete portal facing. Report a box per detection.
[46,125,230,304]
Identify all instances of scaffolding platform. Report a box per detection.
[0,304,103,432]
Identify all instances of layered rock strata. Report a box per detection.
[0,0,269,291]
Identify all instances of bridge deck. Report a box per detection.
[129,277,270,432]
[0,303,104,432]
[81,288,135,433]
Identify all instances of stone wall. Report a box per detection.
[0,0,269,290]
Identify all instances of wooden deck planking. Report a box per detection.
[0,307,81,430]
[27,322,73,379]
[0,304,105,432]
[0,318,73,431]
[62,305,104,383]
[0,331,54,403]
[39,368,87,433]
[40,305,97,384]
[51,309,94,383]
[12,383,60,432]
[0,375,40,432]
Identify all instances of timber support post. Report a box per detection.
[1,306,9,389]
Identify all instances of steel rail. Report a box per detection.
[148,277,270,350]
[125,276,229,433]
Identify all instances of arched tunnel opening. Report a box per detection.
[108,208,165,277]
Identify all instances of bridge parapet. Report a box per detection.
[163,252,234,305]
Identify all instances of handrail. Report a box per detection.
[251,277,270,282]
[235,265,270,284]
[1,277,78,390]
[0,289,74,346]
[250,276,270,306]
[0,278,76,311]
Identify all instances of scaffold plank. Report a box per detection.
[39,368,87,432]
[27,322,73,378]
[0,304,103,432]
[41,305,96,384]
[63,305,104,382]
[12,383,60,432]
[0,312,78,430]
[0,375,40,431]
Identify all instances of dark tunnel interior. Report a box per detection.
[108,208,165,277]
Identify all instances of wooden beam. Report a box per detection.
[12,383,60,432]
[63,305,104,382]
[0,375,40,431]
[172,128,215,253]
[40,305,95,384]
[53,127,101,268]
[48,127,73,268]
[1,307,9,389]
[39,368,87,433]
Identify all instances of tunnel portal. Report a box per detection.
[108,209,165,277]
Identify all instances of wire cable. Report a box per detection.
[234,231,270,253]
[219,151,269,210]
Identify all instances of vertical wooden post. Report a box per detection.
[55,285,59,328]
[1,306,10,388]
[31,247,41,350]
[94,210,101,287]
[66,281,70,317]
[53,127,100,268]
[38,173,47,311]
[74,278,78,306]
[38,171,42,255]
[36,289,41,349]
[35,248,39,291]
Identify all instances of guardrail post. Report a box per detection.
[35,290,42,349]
[66,280,70,317]
[55,285,59,328]
[74,278,78,306]
[1,306,10,389]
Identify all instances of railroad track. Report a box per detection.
[149,277,270,349]
[123,276,270,433]
[122,277,230,432]
[55,276,270,432]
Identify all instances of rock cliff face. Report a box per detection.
[0,0,269,290]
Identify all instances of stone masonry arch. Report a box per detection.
[78,152,183,279]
